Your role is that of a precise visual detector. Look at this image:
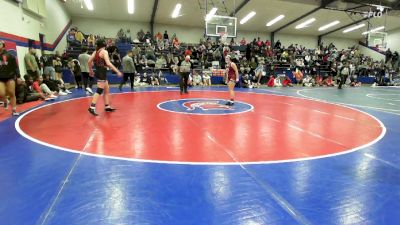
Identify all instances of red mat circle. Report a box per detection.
[17,91,384,164]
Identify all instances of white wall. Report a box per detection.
[154,23,204,43]
[321,37,358,50]
[0,0,70,73]
[387,28,400,53]
[359,45,385,61]
[72,17,271,44]
[275,33,317,49]
[72,16,149,40]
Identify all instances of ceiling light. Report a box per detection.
[318,20,340,31]
[240,11,256,24]
[362,26,385,35]
[205,7,218,21]
[343,23,365,33]
[128,0,134,14]
[83,0,93,11]
[295,18,316,29]
[266,15,285,27]
[172,3,181,18]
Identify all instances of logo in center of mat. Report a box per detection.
[157,98,253,115]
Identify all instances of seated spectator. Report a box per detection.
[302,75,315,87]
[267,75,275,87]
[32,76,58,99]
[282,75,293,87]
[42,74,67,95]
[139,73,151,85]
[145,46,156,62]
[150,73,160,86]
[185,47,192,56]
[67,29,80,46]
[315,74,323,86]
[15,76,41,104]
[192,72,203,86]
[110,48,122,69]
[203,71,211,86]
[172,37,180,49]
[241,73,253,88]
[293,68,303,85]
[322,75,334,87]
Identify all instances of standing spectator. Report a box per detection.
[41,53,55,80]
[53,53,67,91]
[78,46,93,94]
[119,50,136,91]
[87,34,96,47]
[24,47,39,78]
[75,30,85,45]
[69,58,82,89]
[274,40,281,49]
[163,30,169,42]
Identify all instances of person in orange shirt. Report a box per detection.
[293,68,303,85]
[155,32,162,41]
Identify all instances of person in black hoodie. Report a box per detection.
[0,41,19,116]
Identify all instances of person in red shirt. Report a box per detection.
[282,76,293,87]
[225,55,239,106]
[265,40,271,48]
[184,47,192,56]
[267,75,275,87]
[31,76,57,100]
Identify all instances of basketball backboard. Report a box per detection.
[368,32,387,50]
[205,15,237,38]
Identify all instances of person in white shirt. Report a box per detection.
[78,46,93,95]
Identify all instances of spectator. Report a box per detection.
[68,58,82,89]
[75,30,85,44]
[24,47,39,78]
[240,37,247,46]
[282,75,293,87]
[78,46,93,95]
[31,75,57,99]
[192,71,203,86]
[203,71,211,86]
[185,47,192,56]
[41,53,55,80]
[87,34,96,47]
[163,30,169,41]
[119,50,136,91]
